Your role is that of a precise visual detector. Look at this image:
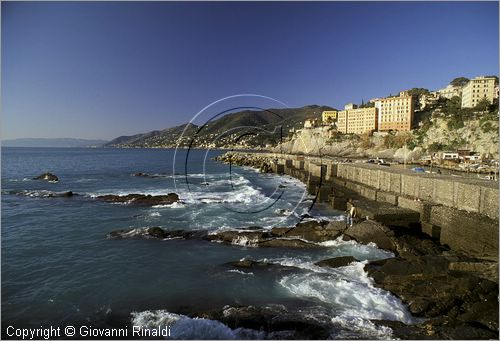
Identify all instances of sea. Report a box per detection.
[1,147,416,339]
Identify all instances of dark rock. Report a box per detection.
[131,172,166,178]
[393,234,445,260]
[365,256,499,332]
[33,172,59,182]
[344,220,397,252]
[214,305,332,339]
[206,230,269,246]
[258,238,319,249]
[314,256,359,268]
[147,227,166,239]
[108,227,208,240]
[269,220,343,243]
[96,193,179,206]
[224,259,298,272]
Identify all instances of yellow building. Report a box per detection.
[461,76,497,108]
[336,105,377,134]
[375,91,414,132]
[321,110,338,124]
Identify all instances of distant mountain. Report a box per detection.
[105,105,334,149]
[2,138,108,148]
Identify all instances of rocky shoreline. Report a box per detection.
[22,168,500,338]
[208,152,499,339]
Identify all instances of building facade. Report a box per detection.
[437,84,462,99]
[461,76,497,108]
[303,118,320,129]
[336,105,377,134]
[321,110,338,124]
[375,91,414,132]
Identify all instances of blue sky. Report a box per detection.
[2,1,498,140]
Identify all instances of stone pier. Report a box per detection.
[231,152,499,260]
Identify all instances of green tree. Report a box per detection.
[450,77,469,87]
[407,88,430,98]
[475,98,491,112]
[444,96,461,115]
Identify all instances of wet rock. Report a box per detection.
[314,256,359,268]
[225,259,298,272]
[147,227,166,239]
[107,227,208,240]
[215,153,273,174]
[131,172,166,178]
[206,230,269,246]
[365,256,499,333]
[344,220,397,252]
[11,190,77,198]
[270,220,344,243]
[258,238,319,249]
[33,172,58,182]
[96,193,179,206]
[216,305,332,339]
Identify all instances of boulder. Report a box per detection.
[147,227,166,239]
[33,172,58,182]
[96,193,179,206]
[107,227,208,240]
[258,238,319,249]
[224,259,298,272]
[270,220,344,243]
[365,256,499,332]
[206,230,269,245]
[314,256,359,268]
[343,220,397,252]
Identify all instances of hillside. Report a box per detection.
[105,105,334,148]
[275,99,499,160]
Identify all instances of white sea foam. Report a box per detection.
[231,235,259,247]
[278,263,415,325]
[226,269,254,276]
[330,315,394,339]
[131,310,265,340]
[149,212,161,217]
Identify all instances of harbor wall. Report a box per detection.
[259,152,498,260]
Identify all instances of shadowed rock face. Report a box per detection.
[107,227,208,240]
[206,229,321,249]
[365,256,499,337]
[33,172,59,182]
[343,220,398,252]
[96,193,179,206]
[271,220,345,242]
[314,256,359,268]
[192,305,333,340]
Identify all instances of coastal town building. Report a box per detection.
[437,84,462,99]
[461,76,497,108]
[440,151,459,160]
[374,91,414,132]
[303,118,320,129]
[337,104,378,134]
[419,92,440,109]
[321,110,338,125]
[495,84,499,99]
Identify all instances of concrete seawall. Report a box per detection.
[226,152,499,260]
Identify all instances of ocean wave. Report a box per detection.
[131,310,265,340]
[278,262,415,325]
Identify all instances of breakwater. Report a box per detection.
[218,152,499,262]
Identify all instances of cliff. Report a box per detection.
[274,111,499,160]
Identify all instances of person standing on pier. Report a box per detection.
[346,198,357,227]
